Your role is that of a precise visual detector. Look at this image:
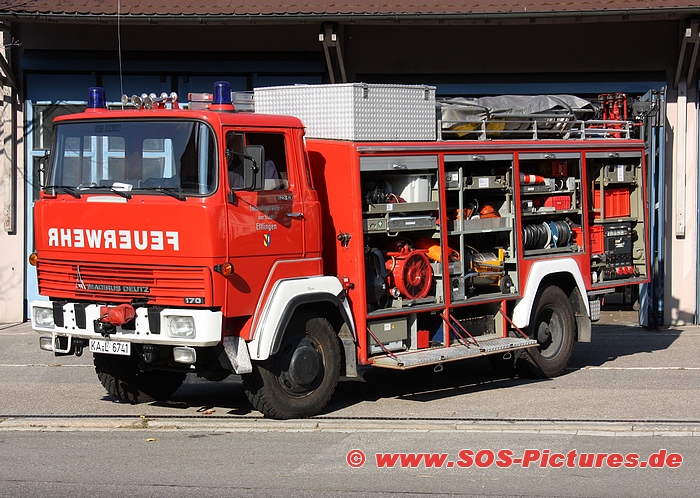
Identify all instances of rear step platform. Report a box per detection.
[371,335,538,370]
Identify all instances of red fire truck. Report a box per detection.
[29,82,649,419]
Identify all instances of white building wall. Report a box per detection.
[0,30,25,324]
[666,85,699,325]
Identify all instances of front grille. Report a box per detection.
[37,259,212,307]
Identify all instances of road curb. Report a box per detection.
[1,416,700,435]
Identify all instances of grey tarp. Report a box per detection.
[438,95,596,138]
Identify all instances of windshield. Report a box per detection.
[48,120,217,196]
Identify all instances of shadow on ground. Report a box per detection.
[131,316,683,417]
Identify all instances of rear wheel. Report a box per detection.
[516,285,575,379]
[94,353,187,403]
[243,312,340,419]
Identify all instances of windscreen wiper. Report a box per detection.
[44,186,81,199]
[78,185,133,199]
[143,187,187,201]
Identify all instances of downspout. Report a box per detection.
[640,89,666,328]
[656,90,666,327]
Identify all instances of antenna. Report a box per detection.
[117,0,124,108]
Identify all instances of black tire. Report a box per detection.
[94,353,187,403]
[243,312,341,419]
[516,285,575,379]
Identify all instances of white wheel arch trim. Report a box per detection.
[512,258,589,329]
[247,275,354,361]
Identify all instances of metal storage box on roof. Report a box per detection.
[254,83,436,141]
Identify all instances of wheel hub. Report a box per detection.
[536,308,563,359]
[537,324,552,344]
[287,342,321,387]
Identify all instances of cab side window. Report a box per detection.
[226,131,288,191]
[247,132,288,190]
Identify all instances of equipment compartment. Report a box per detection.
[361,159,441,314]
[518,152,583,256]
[443,153,518,302]
[586,151,647,285]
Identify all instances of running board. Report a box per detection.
[371,336,538,370]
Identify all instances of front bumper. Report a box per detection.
[30,300,223,349]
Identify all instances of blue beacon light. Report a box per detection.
[211,81,235,110]
[87,87,107,111]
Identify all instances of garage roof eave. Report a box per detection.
[1,8,700,25]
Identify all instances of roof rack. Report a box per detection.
[439,115,634,141]
[437,94,636,141]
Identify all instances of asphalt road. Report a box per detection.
[1,311,699,497]
[2,311,699,422]
[0,428,697,498]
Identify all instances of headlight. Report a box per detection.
[33,307,55,329]
[166,316,196,339]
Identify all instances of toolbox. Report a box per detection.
[594,187,631,218]
[368,317,408,353]
[464,175,507,190]
[387,215,437,231]
[542,195,571,210]
[589,225,604,253]
[604,163,636,184]
[254,83,436,141]
[390,174,433,202]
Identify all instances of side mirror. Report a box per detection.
[243,145,265,191]
[39,150,51,188]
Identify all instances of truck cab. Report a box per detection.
[29,83,343,417]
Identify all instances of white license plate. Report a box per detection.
[89,339,131,356]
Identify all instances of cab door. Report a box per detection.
[224,129,306,318]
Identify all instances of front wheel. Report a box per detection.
[94,353,187,403]
[516,285,575,379]
[243,312,341,419]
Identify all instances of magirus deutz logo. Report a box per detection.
[75,267,150,293]
[83,283,151,293]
